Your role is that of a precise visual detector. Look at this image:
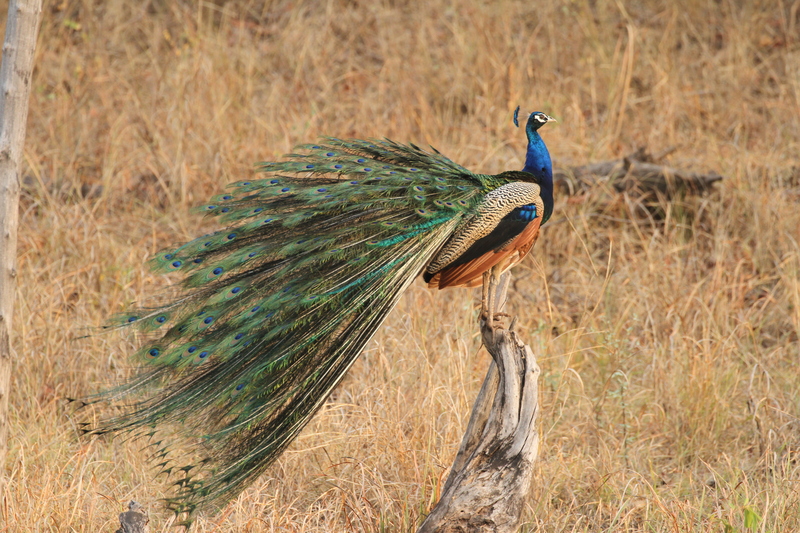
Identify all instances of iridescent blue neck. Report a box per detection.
[522,125,554,223]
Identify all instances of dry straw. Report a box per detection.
[5,0,800,531]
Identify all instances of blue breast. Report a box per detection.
[510,204,538,222]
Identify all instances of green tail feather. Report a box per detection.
[91,138,490,521]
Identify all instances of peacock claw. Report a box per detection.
[480,311,511,329]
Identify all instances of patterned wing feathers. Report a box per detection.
[430,215,542,288]
[425,181,543,288]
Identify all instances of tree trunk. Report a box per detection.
[418,273,541,533]
[0,0,43,499]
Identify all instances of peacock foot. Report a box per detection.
[480,311,512,329]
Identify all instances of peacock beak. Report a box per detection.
[546,115,557,123]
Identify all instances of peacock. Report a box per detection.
[87,107,556,523]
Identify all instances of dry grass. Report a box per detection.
[3,0,800,530]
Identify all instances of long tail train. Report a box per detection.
[83,109,555,524]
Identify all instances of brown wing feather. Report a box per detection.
[433,217,542,289]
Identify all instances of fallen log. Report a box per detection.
[554,146,723,197]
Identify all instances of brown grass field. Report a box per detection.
[3,0,800,530]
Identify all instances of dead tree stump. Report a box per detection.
[418,273,540,533]
[115,501,149,533]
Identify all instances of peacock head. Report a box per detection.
[526,111,556,132]
[513,106,557,133]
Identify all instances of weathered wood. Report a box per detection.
[0,0,43,499]
[115,501,149,533]
[554,147,723,197]
[418,273,540,533]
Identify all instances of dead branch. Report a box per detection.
[554,146,723,197]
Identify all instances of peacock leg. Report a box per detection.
[494,268,511,320]
[481,270,491,324]
[482,265,513,332]
[485,270,495,328]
